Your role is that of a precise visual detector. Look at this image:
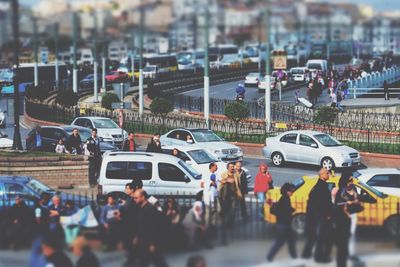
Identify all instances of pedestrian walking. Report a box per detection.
[67,128,82,154]
[122,131,136,152]
[219,162,242,228]
[28,126,44,151]
[187,255,207,267]
[41,234,73,267]
[55,139,67,154]
[71,236,100,267]
[235,161,248,220]
[383,80,390,100]
[146,134,162,153]
[86,128,102,187]
[254,163,273,219]
[100,194,121,251]
[133,189,169,267]
[302,168,334,263]
[267,183,297,261]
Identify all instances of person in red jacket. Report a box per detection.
[254,163,273,219]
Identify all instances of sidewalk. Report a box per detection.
[341,97,400,108]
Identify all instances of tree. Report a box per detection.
[55,90,79,107]
[149,97,173,129]
[224,101,249,138]
[314,106,338,126]
[101,93,120,110]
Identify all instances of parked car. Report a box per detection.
[160,128,243,161]
[143,65,158,79]
[71,117,128,146]
[264,175,400,236]
[0,110,6,128]
[79,74,101,89]
[162,144,252,186]
[244,72,260,86]
[98,151,203,197]
[105,71,128,83]
[263,130,361,170]
[289,67,309,82]
[0,176,92,214]
[26,125,118,153]
[353,168,400,197]
[0,132,12,149]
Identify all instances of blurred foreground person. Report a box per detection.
[41,234,73,267]
[133,189,169,267]
[267,183,297,261]
[71,236,100,267]
[182,201,210,250]
[187,255,207,267]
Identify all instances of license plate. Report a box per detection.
[114,138,123,142]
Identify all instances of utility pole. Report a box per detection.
[72,12,78,93]
[265,1,271,132]
[102,40,106,93]
[32,16,38,86]
[203,1,210,128]
[138,0,144,117]
[93,8,98,103]
[54,23,59,90]
[12,0,22,150]
[131,30,135,83]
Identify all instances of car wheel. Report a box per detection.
[384,215,400,237]
[321,157,335,170]
[271,152,284,167]
[292,213,306,235]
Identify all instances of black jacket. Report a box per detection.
[67,134,82,152]
[136,202,164,247]
[86,136,101,158]
[9,202,35,227]
[275,195,295,226]
[238,169,248,195]
[122,139,136,152]
[76,249,100,267]
[46,251,73,267]
[146,141,162,153]
[306,179,333,220]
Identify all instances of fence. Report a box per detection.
[25,101,400,154]
[347,66,400,98]
[172,95,400,132]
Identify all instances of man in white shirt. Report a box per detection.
[202,162,219,227]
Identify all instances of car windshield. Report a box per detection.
[178,160,202,180]
[222,55,238,62]
[144,66,156,71]
[291,69,304,74]
[358,181,387,199]
[192,130,222,142]
[292,177,305,191]
[313,134,342,147]
[308,63,322,70]
[25,179,54,195]
[187,149,218,164]
[92,119,119,129]
[247,73,259,77]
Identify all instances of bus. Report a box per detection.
[17,63,68,84]
[309,42,328,60]
[119,54,178,78]
[284,43,310,67]
[177,51,194,70]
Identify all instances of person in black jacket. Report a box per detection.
[71,236,100,267]
[122,132,136,152]
[133,189,168,267]
[235,161,249,220]
[41,234,73,267]
[302,168,334,262]
[146,134,162,153]
[267,183,297,261]
[67,128,82,154]
[86,128,102,186]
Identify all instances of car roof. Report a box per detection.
[162,144,206,152]
[102,151,182,163]
[0,176,32,183]
[356,168,400,175]
[167,128,210,133]
[278,130,326,136]
[74,116,112,120]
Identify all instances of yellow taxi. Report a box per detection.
[264,175,400,236]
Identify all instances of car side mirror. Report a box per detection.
[185,160,193,166]
[311,143,318,148]
[184,176,191,183]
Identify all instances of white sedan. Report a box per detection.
[353,168,400,197]
[263,130,361,170]
[162,144,252,185]
[245,73,260,86]
[0,132,13,149]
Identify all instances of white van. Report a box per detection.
[98,151,203,197]
[289,67,310,82]
[306,59,328,73]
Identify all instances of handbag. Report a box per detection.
[347,203,364,214]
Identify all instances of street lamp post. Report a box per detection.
[203,2,210,128]
[102,40,106,93]
[72,12,78,93]
[93,8,98,103]
[265,1,271,132]
[32,16,38,86]
[54,23,59,90]
[138,1,144,117]
[131,30,135,84]
[11,0,22,150]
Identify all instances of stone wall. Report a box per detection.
[0,156,89,189]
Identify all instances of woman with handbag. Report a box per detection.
[334,170,362,267]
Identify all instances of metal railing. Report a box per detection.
[348,87,400,99]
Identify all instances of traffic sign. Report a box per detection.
[111,82,130,101]
[273,55,287,70]
[111,102,132,109]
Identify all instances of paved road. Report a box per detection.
[179,79,332,105]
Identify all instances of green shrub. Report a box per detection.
[224,101,249,138]
[101,93,120,110]
[55,90,79,107]
[149,97,173,118]
[313,106,338,125]
[25,84,50,101]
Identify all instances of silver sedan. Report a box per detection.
[262,130,361,170]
